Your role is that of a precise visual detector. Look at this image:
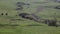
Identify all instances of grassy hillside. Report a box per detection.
[0,0,60,34]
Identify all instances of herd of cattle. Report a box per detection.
[16,2,60,27]
[0,12,59,27]
[0,2,60,27]
[16,2,30,10]
[19,13,60,27]
[16,2,60,11]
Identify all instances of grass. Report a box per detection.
[0,0,60,34]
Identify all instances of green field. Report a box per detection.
[0,0,60,34]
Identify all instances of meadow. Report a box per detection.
[0,0,60,34]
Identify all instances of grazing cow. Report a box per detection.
[16,2,30,5]
[54,5,60,9]
[17,5,22,7]
[19,13,30,18]
[16,2,25,5]
[16,2,30,10]
[16,2,25,10]
[19,13,40,21]
[5,13,8,16]
[47,20,57,26]
[16,7,23,10]
[43,19,57,26]
[1,13,3,16]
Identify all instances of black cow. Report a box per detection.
[19,13,40,20]
[19,13,30,18]
[54,5,60,9]
[45,20,57,27]
[43,19,57,26]
[48,20,57,26]
[16,7,23,10]
[5,13,8,16]
[16,2,25,5]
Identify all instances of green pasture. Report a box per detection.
[0,0,60,34]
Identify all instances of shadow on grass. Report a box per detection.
[26,24,43,26]
[10,19,25,21]
[0,24,43,27]
[0,24,19,27]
